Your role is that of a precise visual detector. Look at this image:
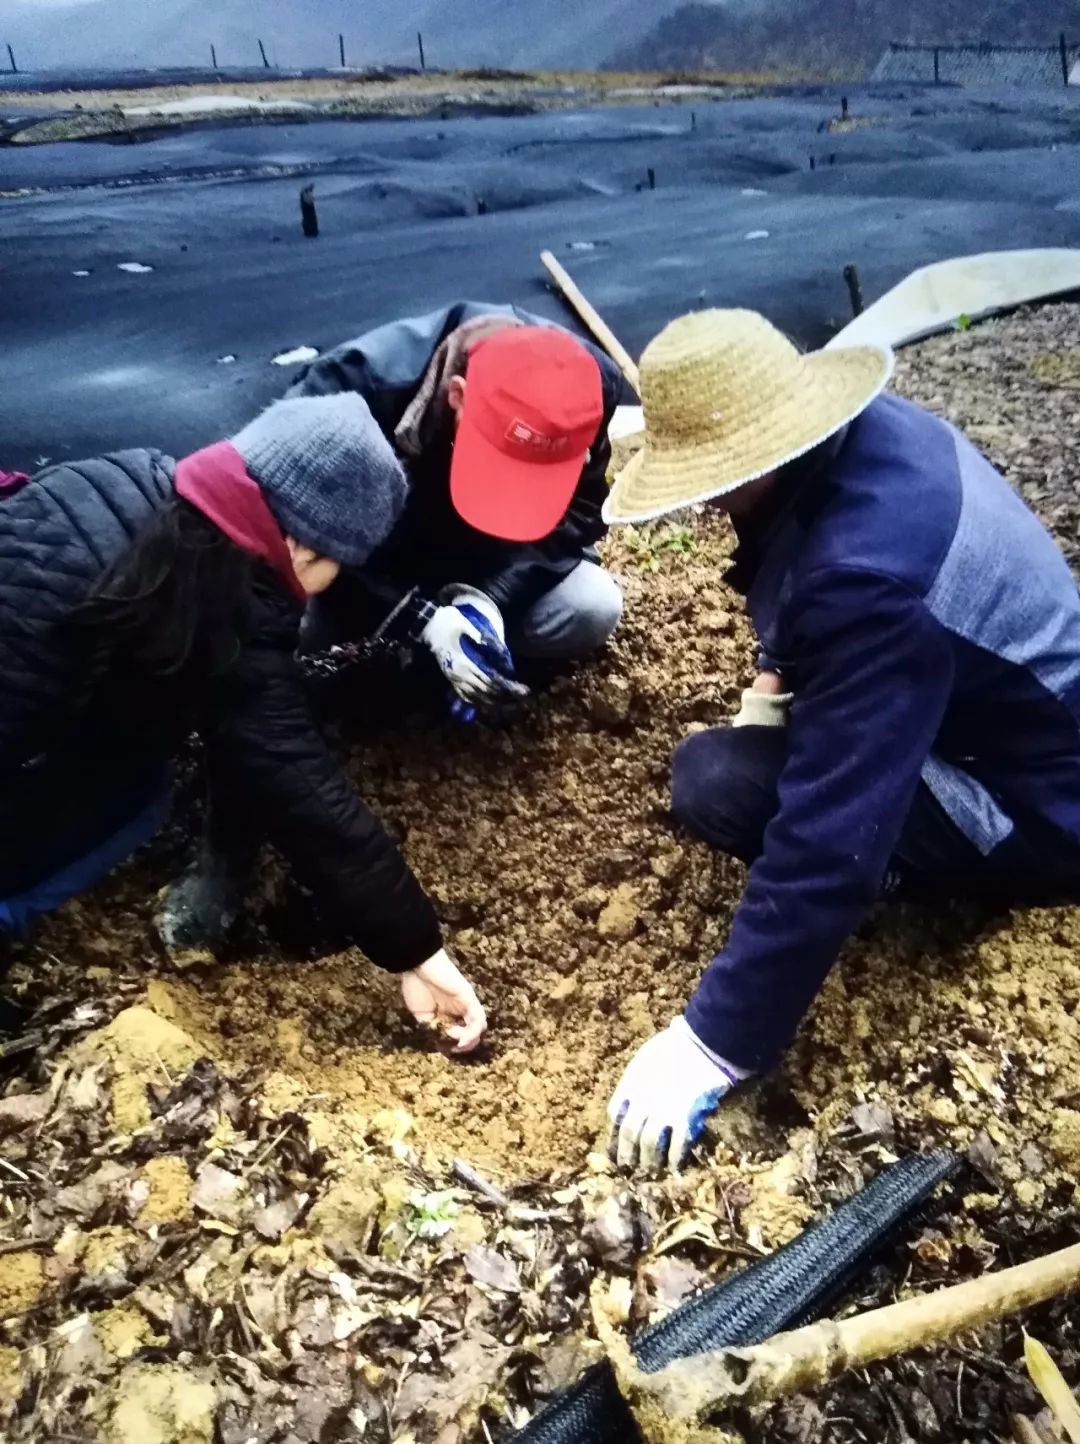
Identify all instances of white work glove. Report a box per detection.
[401,947,488,1054]
[420,586,510,705]
[607,1017,752,1173]
[731,687,794,728]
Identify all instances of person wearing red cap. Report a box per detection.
[286,301,626,711]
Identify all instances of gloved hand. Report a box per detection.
[155,846,249,962]
[401,947,488,1053]
[607,1016,751,1173]
[421,586,528,723]
[732,669,793,728]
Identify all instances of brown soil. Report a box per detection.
[24,305,1080,1198]
[6,69,778,145]
[3,303,1080,1443]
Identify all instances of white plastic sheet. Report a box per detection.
[829,249,1080,351]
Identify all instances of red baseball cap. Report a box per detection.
[450,327,604,542]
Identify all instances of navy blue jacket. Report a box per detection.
[686,394,1080,1070]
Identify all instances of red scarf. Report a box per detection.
[0,469,31,497]
[174,442,305,602]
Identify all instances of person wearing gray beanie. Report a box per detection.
[2,409,488,1060]
[231,394,407,570]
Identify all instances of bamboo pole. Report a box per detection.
[610,1241,1080,1430]
[540,250,640,393]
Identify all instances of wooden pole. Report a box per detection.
[6,43,17,73]
[540,250,640,392]
[934,46,940,84]
[258,38,270,69]
[300,184,319,238]
[210,43,218,70]
[417,31,426,70]
[618,1241,1080,1424]
[1060,32,1071,87]
[647,167,656,190]
[339,32,346,67]
[843,263,864,317]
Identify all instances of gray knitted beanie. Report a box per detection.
[231,393,407,568]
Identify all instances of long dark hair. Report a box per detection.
[77,495,255,678]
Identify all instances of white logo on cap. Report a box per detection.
[506,418,570,452]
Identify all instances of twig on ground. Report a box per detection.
[245,1120,294,1175]
[0,1237,51,1256]
[452,1157,511,1209]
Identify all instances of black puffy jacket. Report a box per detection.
[287,301,625,632]
[0,451,441,970]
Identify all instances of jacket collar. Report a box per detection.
[725,424,852,595]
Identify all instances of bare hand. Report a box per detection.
[401,949,487,1054]
[752,669,785,696]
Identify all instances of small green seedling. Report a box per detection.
[405,1188,459,1239]
[623,522,698,571]
[956,313,972,332]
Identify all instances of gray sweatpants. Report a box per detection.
[509,560,623,660]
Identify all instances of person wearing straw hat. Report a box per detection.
[605,308,1080,1173]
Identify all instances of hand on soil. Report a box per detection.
[401,949,488,1055]
[607,1017,746,1173]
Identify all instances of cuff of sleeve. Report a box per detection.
[673,1015,754,1082]
[731,688,794,729]
[684,992,769,1075]
[356,917,444,974]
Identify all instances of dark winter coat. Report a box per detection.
[286,301,625,641]
[0,451,441,969]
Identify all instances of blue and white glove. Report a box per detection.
[421,587,527,723]
[607,1017,752,1173]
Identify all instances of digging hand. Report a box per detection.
[732,670,794,728]
[607,1017,751,1173]
[401,947,488,1054]
[421,587,529,723]
[155,848,246,959]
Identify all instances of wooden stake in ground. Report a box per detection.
[6,43,17,73]
[603,1241,1080,1432]
[258,38,271,69]
[540,250,640,392]
[300,185,319,238]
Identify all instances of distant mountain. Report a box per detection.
[610,0,1080,74]
[2,0,676,73]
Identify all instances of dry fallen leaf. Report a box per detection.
[463,1244,521,1294]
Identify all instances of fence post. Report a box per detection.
[417,31,426,70]
[1061,32,1071,87]
[6,43,17,73]
[300,185,319,238]
[258,38,270,69]
[339,33,346,67]
[210,43,218,70]
[843,264,864,318]
[934,47,940,84]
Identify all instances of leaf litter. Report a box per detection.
[2,304,1080,1440]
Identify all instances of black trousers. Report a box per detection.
[670,725,1080,906]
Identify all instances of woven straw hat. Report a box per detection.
[604,309,893,525]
